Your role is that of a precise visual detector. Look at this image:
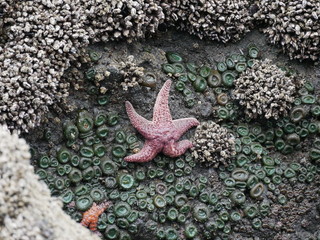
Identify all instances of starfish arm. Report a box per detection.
[124,140,163,162]
[89,221,98,232]
[172,118,200,139]
[80,219,89,227]
[125,101,153,137]
[163,140,193,158]
[153,80,173,124]
[80,203,96,227]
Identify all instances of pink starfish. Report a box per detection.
[124,79,200,162]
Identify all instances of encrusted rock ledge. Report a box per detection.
[0,126,98,240]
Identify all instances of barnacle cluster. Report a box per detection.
[1,0,319,132]
[0,0,89,132]
[84,50,158,94]
[119,55,145,91]
[232,59,304,119]
[0,0,164,133]
[0,126,99,240]
[192,121,236,167]
[160,0,253,43]
[255,0,320,61]
[82,0,165,42]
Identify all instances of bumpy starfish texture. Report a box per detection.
[125,79,200,162]
[81,201,112,232]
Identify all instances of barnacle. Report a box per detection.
[192,121,236,167]
[255,0,320,61]
[233,59,304,119]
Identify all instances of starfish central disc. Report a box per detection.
[124,80,200,162]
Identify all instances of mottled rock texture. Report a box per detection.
[0,126,99,240]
